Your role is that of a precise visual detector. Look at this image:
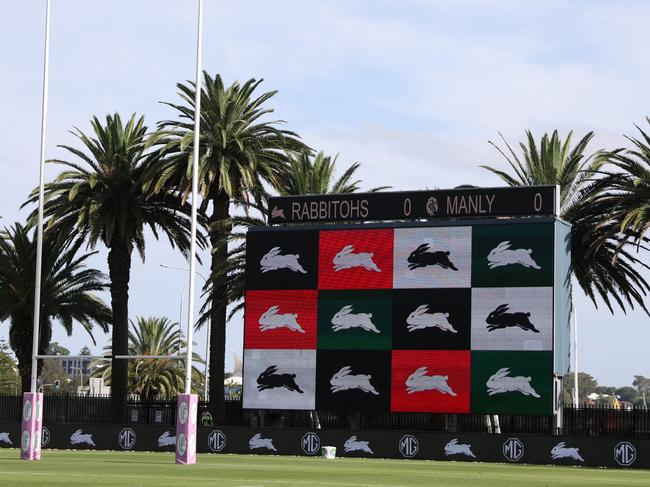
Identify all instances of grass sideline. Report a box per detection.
[1,449,649,486]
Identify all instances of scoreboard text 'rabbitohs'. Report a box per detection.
[243,189,571,416]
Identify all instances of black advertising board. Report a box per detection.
[2,423,648,469]
[267,185,558,224]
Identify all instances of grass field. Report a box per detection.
[1,449,649,486]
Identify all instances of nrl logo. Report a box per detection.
[271,205,285,219]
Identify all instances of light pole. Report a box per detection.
[159,264,210,401]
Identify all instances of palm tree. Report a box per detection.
[482,130,650,314]
[26,113,199,421]
[598,119,650,241]
[93,316,203,401]
[0,223,111,391]
[151,73,308,420]
[199,151,387,324]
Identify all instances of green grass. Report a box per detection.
[1,449,649,486]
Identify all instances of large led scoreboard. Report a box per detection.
[242,187,571,416]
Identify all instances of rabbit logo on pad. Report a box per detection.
[260,247,306,274]
[344,435,374,454]
[406,305,457,333]
[257,365,304,393]
[407,244,458,271]
[70,429,96,446]
[551,442,584,461]
[330,366,379,394]
[258,305,305,333]
[444,439,476,458]
[0,432,12,445]
[486,368,540,397]
[331,305,380,333]
[249,433,277,451]
[158,431,176,447]
[487,241,541,269]
[332,245,381,272]
[486,304,539,333]
[405,367,456,396]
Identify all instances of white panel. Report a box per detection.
[393,227,472,288]
[471,287,553,351]
[243,349,316,410]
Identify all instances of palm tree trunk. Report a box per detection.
[11,315,51,393]
[108,236,132,423]
[208,190,230,422]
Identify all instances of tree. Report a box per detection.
[0,339,19,393]
[152,73,308,420]
[598,118,650,242]
[93,316,203,401]
[633,375,650,404]
[28,114,200,421]
[615,386,639,403]
[47,342,70,356]
[482,130,650,314]
[79,346,92,356]
[562,372,598,403]
[0,224,111,392]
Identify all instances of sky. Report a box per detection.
[0,0,648,387]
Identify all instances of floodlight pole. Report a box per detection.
[21,0,51,461]
[176,0,203,465]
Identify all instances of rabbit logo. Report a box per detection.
[70,429,95,446]
[332,245,381,272]
[407,244,458,271]
[256,365,304,393]
[444,439,475,458]
[331,305,380,333]
[344,435,374,454]
[271,205,286,219]
[260,247,307,274]
[406,305,457,333]
[551,442,584,461]
[158,431,176,447]
[0,432,12,445]
[405,367,456,396]
[486,368,540,397]
[258,305,305,333]
[249,433,277,451]
[330,366,380,394]
[486,304,539,333]
[487,241,541,269]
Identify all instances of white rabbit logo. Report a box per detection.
[344,435,374,454]
[158,431,176,447]
[0,432,12,445]
[260,247,307,274]
[248,433,277,451]
[331,305,380,333]
[486,368,540,397]
[258,305,305,333]
[405,367,456,396]
[330,366,379,395]
[551,442,584,461]
[406,305,457,333]
[332,245,381,272]
[444,439,475,458]
[487,241,541,269]
[70,429,95,446]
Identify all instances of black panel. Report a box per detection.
[392,288,471,350]
[245,230,318,290]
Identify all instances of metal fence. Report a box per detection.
[1,394,649,438]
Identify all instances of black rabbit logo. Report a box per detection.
[407,243,458,271]
[256,365,304,393]
[485,304,540,333]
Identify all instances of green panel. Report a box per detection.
[472,223,554,287]
[318,290,393,350]
[470,351,553,415]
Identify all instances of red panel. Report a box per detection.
[318,229,394,289]
[391,350,471,413]
[244,290,318,349]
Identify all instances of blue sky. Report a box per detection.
[0,0,648,387]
